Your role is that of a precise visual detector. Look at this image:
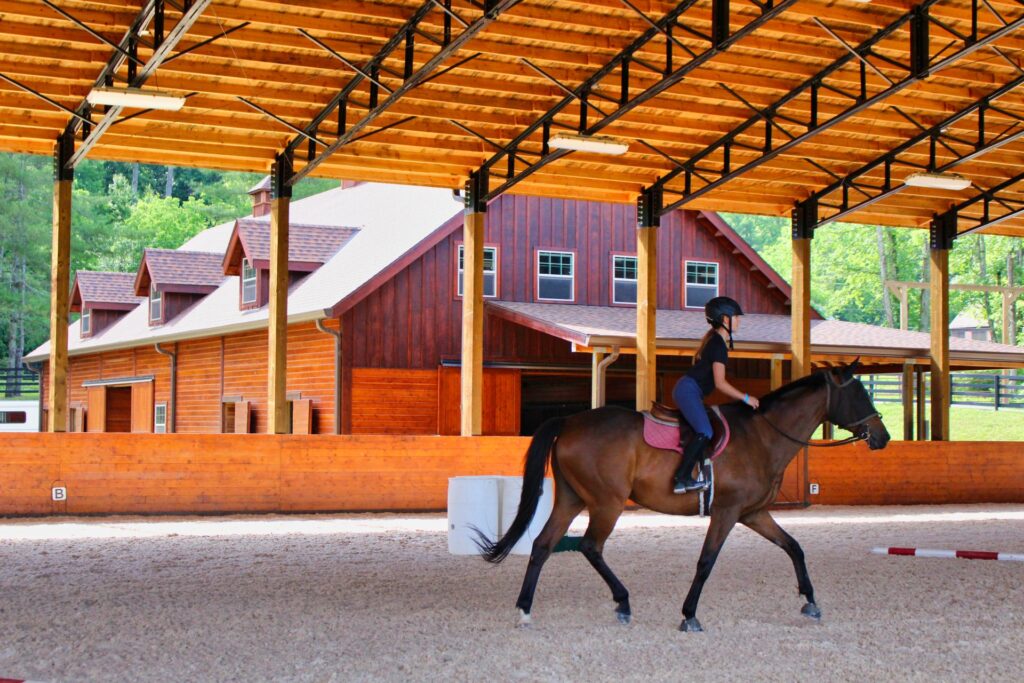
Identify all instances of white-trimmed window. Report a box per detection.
[537,250,574,302]
[81,307,91,335]
[154,403,167,434]
[457,245,497,298]
[149,284,162,322]
[685,260,719,308]
[241,258,257,304]
[612,255,637,305]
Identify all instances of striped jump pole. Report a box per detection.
[872,547,1024,562]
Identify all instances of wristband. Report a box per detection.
[743,393,749,404]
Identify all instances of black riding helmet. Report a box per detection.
[704,296,744,349]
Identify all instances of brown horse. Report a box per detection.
[477,362,891,631]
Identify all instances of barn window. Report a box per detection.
[81,308,91,335]
[241,258,257,304]
[149,284,162,322]
[457,245,497,298]
[685,260,718,309]
[537,250,574,302]
[154,403,167,434]
[612,255,637,305]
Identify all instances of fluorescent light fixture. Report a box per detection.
[86,86,186,111]
[904,172,972,191]
[549,133,629,155]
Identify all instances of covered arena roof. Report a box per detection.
[1,1,1023,236]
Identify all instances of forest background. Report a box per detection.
[1,150,1022,374]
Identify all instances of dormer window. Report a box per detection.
[150,284,163,322]
[241,258,257,304]
[80,308,91,335]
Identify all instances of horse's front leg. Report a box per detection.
[679,507,740,632]
[741,509,821,620]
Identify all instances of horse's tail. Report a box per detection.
[475,416,565,564]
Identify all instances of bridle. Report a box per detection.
[759,372,881,448]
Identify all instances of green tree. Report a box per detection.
[99,193,213,272]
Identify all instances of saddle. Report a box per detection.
[641,402,730,458]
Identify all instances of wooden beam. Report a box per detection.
[460,209,485,436]
[929,246,950,441]
[770,354,784,390]
[267,190,290,434]
[636,225,657,410]
[47,140,72,432]
[791,237,811,379]
[902,360,914,441]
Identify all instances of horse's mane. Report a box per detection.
[757,371,828,412]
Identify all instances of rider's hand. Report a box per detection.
[745,395,760,410]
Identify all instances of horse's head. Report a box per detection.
[825,360,890,450]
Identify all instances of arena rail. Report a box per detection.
[2,435,1022,516]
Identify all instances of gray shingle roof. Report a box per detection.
[74,271,143,307]
[141,249,225,291]
[235,218,359,265]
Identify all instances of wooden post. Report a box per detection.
[915,366,926,441]
[929,215,952,441]
[791,237,812,379]
[460,172,486,436]
[899,286,909,331]
[770,354,784,390]
[267,155,291,434]
[47,134,74,432]
[636,188,660,411]
[902,361,914,440]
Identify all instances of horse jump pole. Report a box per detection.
[872,547,1024,562]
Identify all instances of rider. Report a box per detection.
[671,296,760,494]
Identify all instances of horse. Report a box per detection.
[476,362,891,632]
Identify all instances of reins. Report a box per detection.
[757,373,879,448]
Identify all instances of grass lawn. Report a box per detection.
[870,402,1024,441]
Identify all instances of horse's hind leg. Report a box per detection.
[514,480,583,627]
[680,507,740,633]
[741,509,821,620]
[579,503,631,624]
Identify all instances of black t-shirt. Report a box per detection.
[685,333,729,396]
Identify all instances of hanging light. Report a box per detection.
[86,86,186,111]
[904,172,972,191]
[549,133,630,155]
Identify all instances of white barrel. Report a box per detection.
[447,476,501,555]
[498,476,554,556]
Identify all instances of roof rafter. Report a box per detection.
[653,0,1024,215]
[944,169,1024,237]
[801,73,1024,230]
[284,0,524,186]
[479,0,798,201]
[65,0,214,169]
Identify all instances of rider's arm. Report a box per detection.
[713,362,760,409]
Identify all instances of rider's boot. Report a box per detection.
[672,434,711,494]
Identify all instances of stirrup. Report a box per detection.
[673,477,709,494]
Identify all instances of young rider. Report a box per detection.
[671,296,760,494]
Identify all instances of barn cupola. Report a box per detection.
[134,249,226,326]
[249,175,272,217]
[70,271,145,339]
[222,218,359,309]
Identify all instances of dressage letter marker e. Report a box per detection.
[872,547,1024,562]
[51,486,66,501]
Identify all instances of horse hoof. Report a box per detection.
[679,617,703,633]
[517,609,533,629]
[801,602,822,620]
[616,611,631,625]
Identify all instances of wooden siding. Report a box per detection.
[2,436,1020,517]
[345,197,788,371]
[48,320,337,435]
[437,367,521,435]
[350,368,438,434]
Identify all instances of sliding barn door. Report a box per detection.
[131,381,154,433]
[86,386,106,433]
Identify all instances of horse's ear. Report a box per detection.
[842,357,861,380]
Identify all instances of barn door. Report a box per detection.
[86,386,106,433]
[234,400,251,434]
[131,381,154,433]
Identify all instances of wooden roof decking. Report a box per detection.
[1,0,1023,235]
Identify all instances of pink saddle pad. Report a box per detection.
[642,407,729,459]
